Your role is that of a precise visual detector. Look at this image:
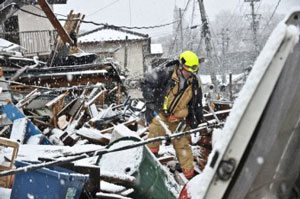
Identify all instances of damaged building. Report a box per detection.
[0,0,237,199]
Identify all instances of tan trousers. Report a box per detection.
[147,114,194,172]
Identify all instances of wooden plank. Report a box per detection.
[85,90,107,107]
[98,119,138,134]
[95,192,133,199]
[46,92,69,127]
[0,137,19,188]
[37,0,74,46]
[158,156,175,164]
[45,92,69,108]
[10,118,27,144]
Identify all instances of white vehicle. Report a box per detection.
[180,10,300,199]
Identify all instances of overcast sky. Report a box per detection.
[54,0,300,37]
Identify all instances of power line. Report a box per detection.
[255,0,262,12]
[261,0,282,33]
[31,4,68,18]
[86,0,120,17]
[16,6,178,30]
[169,0,192,55]
[223,0,245,29]
[0,122,223,177]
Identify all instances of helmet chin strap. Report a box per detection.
[177,66,185,78]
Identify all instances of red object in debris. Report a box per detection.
[179,184,192,199]
[168,115,178,122]
[183,168,195,179]
[148,146,159,153]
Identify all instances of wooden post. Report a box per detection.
[124,36,128,71]
[117,84,122,105]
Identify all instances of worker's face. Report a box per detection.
[180,67,193,79]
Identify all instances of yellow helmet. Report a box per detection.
[179,50,199,73]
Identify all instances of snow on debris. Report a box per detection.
[101,170,136,183]
[96,192,132,199]
[78,29,145,43]
[17,144,104,161]
[187,20,300,199]
[100,181,127,193]
[98,139,143,176]
[0,187,11,199]
[110,124,140,143]
[0,38,22,51]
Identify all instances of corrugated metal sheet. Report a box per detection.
[19,30,56,56]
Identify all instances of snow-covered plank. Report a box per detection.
[17,144,103,162]
[110,124,140,143]
[100,170,136,185]
[76,126,111,145]
[10,118,27,144]
[95,192,133,199]
[88,104,99,118]
[100,181,127,193]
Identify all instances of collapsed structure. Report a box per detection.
[0,0,235,199]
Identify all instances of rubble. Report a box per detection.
[0,51,232,197]
[0,1,233,198]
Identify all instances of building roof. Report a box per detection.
[78,25,149,43]
[150,44,163,54]
[0,38,23,52]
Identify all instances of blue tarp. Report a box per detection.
[0,103,51,144]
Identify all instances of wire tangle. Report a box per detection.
[16,6,177,30]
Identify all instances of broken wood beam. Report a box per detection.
[37,0,74,46]
[16,89,40,108]
[158,156,175,164]
[46,91,69,128]
[85,90,107,107]
[100,170,136,186]
[46,92,69,108]
[97,119,138,135]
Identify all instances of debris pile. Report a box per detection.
[0,64,232,198]
[0,0,233,197]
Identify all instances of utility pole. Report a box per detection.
[189,0,196,50]
[197,0,218,90]
[179,8,184,52]
[221,28,230,76]
[245,0,260,55]
[124,36,128,72]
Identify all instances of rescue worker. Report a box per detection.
[141,50,203,179]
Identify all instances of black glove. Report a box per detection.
[165,59,180,67]
[144,103,158,125]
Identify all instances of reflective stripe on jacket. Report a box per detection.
[164,69,194,119]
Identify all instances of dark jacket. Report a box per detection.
[141,65,203,128]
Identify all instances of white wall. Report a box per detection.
[114,42,144,78]
[16,5,54,32]
[79,40,148,79]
